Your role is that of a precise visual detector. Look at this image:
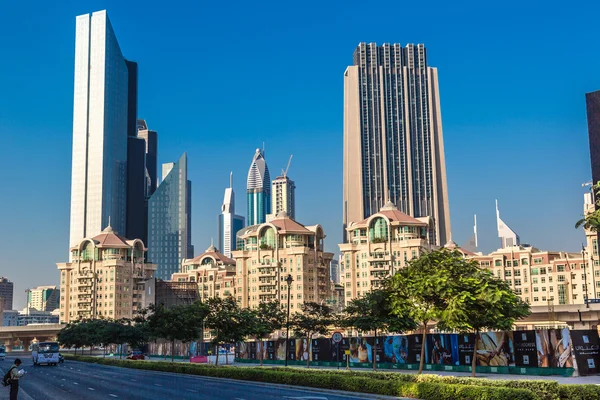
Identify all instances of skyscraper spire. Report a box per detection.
[246,148,271,226]
[496,200,520,248]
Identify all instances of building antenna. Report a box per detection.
[474,214,478,248]
[230,171,233,188]
[262,142,265,156]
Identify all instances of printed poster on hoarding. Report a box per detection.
[457,333,476,366]
[476,331,515,367]
[425,334,459,365]
[570,330,600,375]
[514,330,538,367]
[407,334,423,364]
[383,335,409,364]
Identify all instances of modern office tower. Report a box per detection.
[148,153,193,280]
[586,91,600,185]
[343,43,451,246]
[171,243,237,302]
[247,149,271,226]
[339,202,433,305]
[269,175,296,221]
[232,215,334,310]
[69,10,137,247]
[0,277,14,310]
[26,286,59,312]
[496,200,520,248]
[329,258,340,284]
[57,226,156,323]
[218,173,245,258]
[136,119,158,197]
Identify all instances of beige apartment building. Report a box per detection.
[57,225,156,323]
[171,244,236,301]
[339,202,434,305]
[232,213,334,311]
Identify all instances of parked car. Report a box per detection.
[58,353,64,363]
[126,350,145,360]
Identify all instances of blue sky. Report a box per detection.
[1,0,598,309]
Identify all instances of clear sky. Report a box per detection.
[0,0,598,309]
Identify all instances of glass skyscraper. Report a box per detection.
[219,173,245,257]
[246,149,271,226]
[148,153,193,280]
[343,43,451,246]
[69,10,137,246]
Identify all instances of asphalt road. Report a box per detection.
[0,355,400,400]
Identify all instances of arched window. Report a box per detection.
[81,241,95,261]
[260,227,276,249]
[369,217,388,242]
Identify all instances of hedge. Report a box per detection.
[558,384,600,400]
[64,355,538,400]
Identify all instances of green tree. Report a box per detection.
[57,322,85,355]
[205,297,252,365]
[436,260,530,377]
[289,302,334,368]
[340,289,415,371]
[247,301,286,366]
[146,301,209,362]
[387,249,453,374]
[576,182,600,231]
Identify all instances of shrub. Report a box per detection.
[558,384,600,400]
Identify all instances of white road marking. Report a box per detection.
[186,389,199,393]
[130,379,137,382]
[88,387,95,391]
[109,395,118,398]
[61,378,66,381]
[73,382,79,385]
[284,398,329,400]
[154,383,163,387]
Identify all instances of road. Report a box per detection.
[0,355,400,400]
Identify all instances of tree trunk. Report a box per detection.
[373,329,377,371]
[171,339,175,362]
[259,340,264,367]
[215,344,219,366]
[471,331,479,377]
[225,346,229,365]
[306,332,311,369]
[418,322,427,374]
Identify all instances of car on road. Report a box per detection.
[126,350,146,360]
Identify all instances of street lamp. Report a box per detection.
[284,274,294,367]
[582,245,590,308]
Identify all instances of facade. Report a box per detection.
[268,175,296,221]
[2,310,18,327]
[148,153,193,280]
[136,119,158,198]
[232,214,334,311]
[57,225,157,323]
[26,286,59,312]
[0,277,13,310]
[329,258,341,284]
[339,201,433,306]
[69,10,135,247]
[17,309,60,326]
[343,42,451,246]
[172,244,237,301]
[218,173,245,258]
[247,149,271,226]
[139,279,199,309]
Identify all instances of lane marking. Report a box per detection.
[88,387,95,391]
[186,389,199,393]
[154,383,163,387]
[109,395,118,398]
[73,382,79,385]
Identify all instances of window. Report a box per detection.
[540,267,546,275]
[513,260,519,267]
[557,275,565,282]
[532,278,538,284]
[533,297,539,302]
[521,259,529,266]
[534,258,543,264]
[514,279,521,286]
[531,268,539,275]
[494,260,502,267]
[505,271,512,277]
[557,265,565,272]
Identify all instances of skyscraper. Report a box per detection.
[219,173,245,258]
[496,200,520,249]
[148,153,193,280]
[0,277,13,310]
[269,175,296,221]
[26,286,59,312]
[137,119,158,198]
[343,43,451,246]
[586,90,600,186]
[69,10,136,246]
[247,149,271,226]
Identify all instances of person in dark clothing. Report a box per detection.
[9,358,22,400]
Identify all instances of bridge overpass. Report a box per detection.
[0,324,63,351]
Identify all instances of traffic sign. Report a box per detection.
[331,332,343,343]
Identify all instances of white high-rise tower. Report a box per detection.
[69,10,133,246]
[219,173,245,258]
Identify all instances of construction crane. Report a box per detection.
[282,155,293,178]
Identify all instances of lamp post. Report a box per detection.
[582,245,590,308]
[284,274,293,367]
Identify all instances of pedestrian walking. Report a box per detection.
[9,358,22,400]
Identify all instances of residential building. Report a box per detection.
[17,309,60,326]
[172,244,237,301]
[496,200,520,248]
[247,149,271,226]
[218,173,245,258]
[2,310,18,327]
[339,201,434,306]
[69,10,137,247]
[0,277,13,310]
[232,214,334,311]
[148,153,193,280]
[343,42,451,246]
[268,174,295,221]
[57,225,156,323]
[26,286,59,312]
[330,258,341,284]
